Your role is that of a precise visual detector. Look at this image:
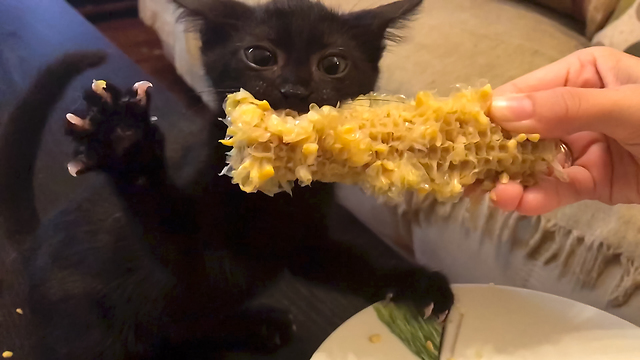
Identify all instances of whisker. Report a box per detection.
[197,88,241,94]
[351,98,407,102]
[347,0,364,13]
[345,98,409,108]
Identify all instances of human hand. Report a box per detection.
[488,47,640,216]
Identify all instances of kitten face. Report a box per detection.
[201,7,377,113]
[177,0,423,113]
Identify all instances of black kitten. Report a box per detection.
[0,0,453,359]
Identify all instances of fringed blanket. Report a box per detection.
[399,194,640,307]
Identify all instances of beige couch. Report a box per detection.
[140,0,640,326]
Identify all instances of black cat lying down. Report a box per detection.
[0,0,453,359]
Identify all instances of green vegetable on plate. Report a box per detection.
[373,302,444,360]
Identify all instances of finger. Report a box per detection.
[491,135,610,215]
[519,169,589,215]
[489,182,523,212]
[490,155,602,215]
[560,132,604,161]
[494,165,596,216]
[490,85,640,143]
[522,137,611,215]
[493,47,640,96]
[489,177,570,216]
[493,49,604,96]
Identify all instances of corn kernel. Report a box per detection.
[369,334,382,343]
[528,134,540,142]
[255,99,271,111]
[2,351,13,358]
[382,160,396,171]
[426,340,434,352]
[258,164,275,182]
[219,86,563,203]
[515,133,527,142]
[373,143,389,154]
[302,143,318,156]
[295,165,312,185]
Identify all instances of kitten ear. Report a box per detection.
[174,0,253,29]
[344,0,423,42]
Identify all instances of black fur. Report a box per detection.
[0,50,107,359]
[0,51,107,242]
[0,0,453,359]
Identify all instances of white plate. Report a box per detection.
[310,284,640,360]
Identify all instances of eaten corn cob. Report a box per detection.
[219,85,567,203]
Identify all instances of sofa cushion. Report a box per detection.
[524,0,620,38]
[592,0,640,56]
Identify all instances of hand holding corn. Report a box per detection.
[489,47,640,215]
[219,84,568,204]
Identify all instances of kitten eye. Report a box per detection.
[319,55,349,77]
[244,46,277,68]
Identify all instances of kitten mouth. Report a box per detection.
[271,101,310,115]
[288,105,311,114]
[269,96,317,114]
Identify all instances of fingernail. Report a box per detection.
[491,95,533,122]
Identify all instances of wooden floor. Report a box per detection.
[92,13,209,117]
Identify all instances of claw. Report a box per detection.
[66,113,91,130]
[384,292,393,305]
[437,310,449,323]
[67,159,84,177]
[423,303,434,319]
[67,156,94,177]
[92,79,111,103]
[133,81,153,105]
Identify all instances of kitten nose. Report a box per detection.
[280,84,310,99]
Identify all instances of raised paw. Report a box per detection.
[235,306,296,354]
[65,79,163,181]
[386,268,454,323]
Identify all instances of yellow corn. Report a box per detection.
[426,340,435,352]
[369,334,382,343]
[219,85,566,203]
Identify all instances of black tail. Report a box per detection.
[0,50,107,243]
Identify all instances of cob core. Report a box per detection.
[219,85,566,203]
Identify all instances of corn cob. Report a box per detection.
[219,85,567,203]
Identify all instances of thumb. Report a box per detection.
[490,85,640,142]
